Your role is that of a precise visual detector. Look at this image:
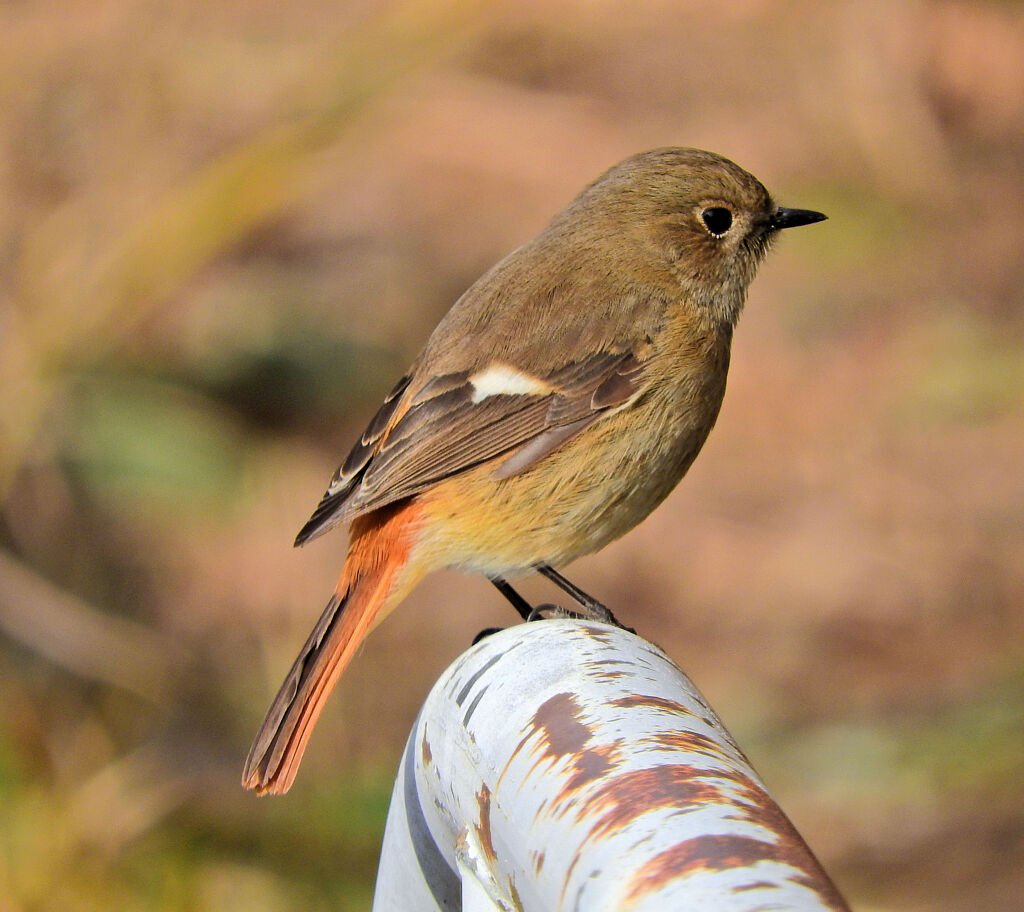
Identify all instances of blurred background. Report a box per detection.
[1,0,1022,908]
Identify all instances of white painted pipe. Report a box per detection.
[373,620,848,911]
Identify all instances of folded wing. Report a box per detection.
[294,349,645,546]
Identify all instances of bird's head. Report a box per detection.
[567,148,826,326]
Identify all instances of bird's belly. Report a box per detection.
[417,389,719,577]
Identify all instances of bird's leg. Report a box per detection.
[488,575,563,624]
[535,564,634,631]
[488,572,633,633]
[489,576,535,621]
[535,564,609,616]
[473,577,527,644]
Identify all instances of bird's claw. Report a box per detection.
[472,626,506,644]
[525,602,635,634]
[526,602,571,622]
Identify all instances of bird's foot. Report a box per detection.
[525,602,571,622]
[526,600,635,633]
[488,572,635,633]
[472,626,506,644]
[534,564,635,633]
[578,601,635,633]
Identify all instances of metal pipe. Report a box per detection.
[373,620,849,911]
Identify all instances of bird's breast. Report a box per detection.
[418,329,731,576]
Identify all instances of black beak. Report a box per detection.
[771,207,827,230]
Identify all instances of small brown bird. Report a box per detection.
[243,147,825,794]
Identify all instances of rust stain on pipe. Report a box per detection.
[611,694,695,715]
[625,833,849,911]
[579,764,724,844]
[621,768,851,911]
[502,691,597,789]
[643,729,730,761]
[475,783,496,863]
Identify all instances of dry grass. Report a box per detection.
[1,1,1023,908]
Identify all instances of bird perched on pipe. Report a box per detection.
[243,147,826,794]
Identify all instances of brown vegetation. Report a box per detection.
[1,1,1022,908]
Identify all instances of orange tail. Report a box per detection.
[242,502,423,795]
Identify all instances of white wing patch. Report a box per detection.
[469,365,552,403]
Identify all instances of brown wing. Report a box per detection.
[294,350,645,545]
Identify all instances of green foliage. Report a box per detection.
[755,665,1024,806]
[62,373,250,515]
[898,310,1024,425]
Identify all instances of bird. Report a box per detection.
[242,147,826,794]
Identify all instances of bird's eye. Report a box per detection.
[701,207,733,237]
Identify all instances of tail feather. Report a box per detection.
[243,503,421,795]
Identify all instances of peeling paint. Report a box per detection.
[734,879,780,892]
[625,833,848,910]
[611,693,695,716]
[578,624,616,644]
[475,784,496,862]
[644,729,729,760]
[507,691,596,786]
[578,764,723,844]
[585,658,631,684]
[558,741,623,801]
